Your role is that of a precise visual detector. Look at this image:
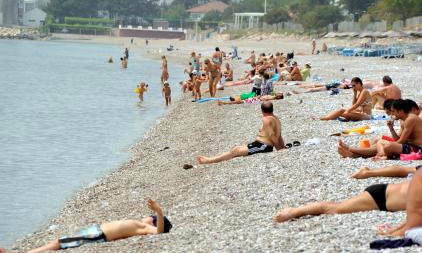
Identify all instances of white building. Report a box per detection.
[23,7,45,27]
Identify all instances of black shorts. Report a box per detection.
[247,141,273,155]
[402,143,422,154]
[325,81,341,90]
[251,87,261,96]
[365,184,388,211]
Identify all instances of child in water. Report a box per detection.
[135,82,148,102]
[162,81,171,106]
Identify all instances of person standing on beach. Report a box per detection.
[312,39,316,55]
[212,47,223,67]
[161,56,169,85]
[0,200,172,253]
[124,48,129,60]
[204,59,221,97]
[197,102,284,164]
[162,81,171,106]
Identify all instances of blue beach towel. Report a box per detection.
[196,97,230,103]
[371,114,390,120]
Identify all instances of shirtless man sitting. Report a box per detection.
[371,76,401,109]
[274,179,410,223]
[0,200,172,253]
[338,99,422,159]
[374,99,422,160]
[197,102,284,164]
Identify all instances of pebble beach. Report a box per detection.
[11,36,422,252]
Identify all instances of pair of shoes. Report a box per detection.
[330,88,340,95]
[285,141,301,149]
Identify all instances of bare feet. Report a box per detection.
[197,156,211,164]
[310,116,320,120]
[338,145,354,158]
[351,166,370,179]
[274,208,295,223]
[338,140,349,150]
[217,100,223,106]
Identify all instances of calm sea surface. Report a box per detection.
[0,39,184,247]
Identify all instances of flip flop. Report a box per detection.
[293,141,301,147]
[159,147,170,152]
[285,143,293,149]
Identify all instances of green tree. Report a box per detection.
[368,0,422,22]
[263,8,290,24]
[162,3,189,22]
[45,0,100,19]
[340,0,377,15]
[300,5,343,31]
[201,10,223,22]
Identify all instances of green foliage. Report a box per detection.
[201,10,223,23]
[45,0,160,20]
[300,5,343,31]
[64,17,114,26]
[48,23,112,32]
[263,8,290,24]
[368,0,422,22]
[162,3,189,22]
[340,0,377,15]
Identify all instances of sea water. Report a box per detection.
[0,39,184,247]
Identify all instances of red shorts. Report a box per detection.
[381,136,396,142]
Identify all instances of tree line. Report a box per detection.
[45,0,422,30]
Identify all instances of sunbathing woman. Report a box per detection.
[294,78,382,93]
[224,69,255,87]
[318,77,372,121]
[274,180,410,223]
[217,92,284,106]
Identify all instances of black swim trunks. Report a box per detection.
[247,141,273,155]
[325,81,341,90]
[402,143,422,154]
[365,184,388,211]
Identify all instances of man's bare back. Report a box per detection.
[256,115,284,150]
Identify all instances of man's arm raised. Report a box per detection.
[147,199,165,234]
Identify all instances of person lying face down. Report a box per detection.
[0,200,172,253]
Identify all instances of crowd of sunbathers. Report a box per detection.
[3,45,422,253]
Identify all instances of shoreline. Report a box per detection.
[11,36,422,252]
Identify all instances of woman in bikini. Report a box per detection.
[161,56,169,85]
[204,59,221,97]
[319,77,372,121]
